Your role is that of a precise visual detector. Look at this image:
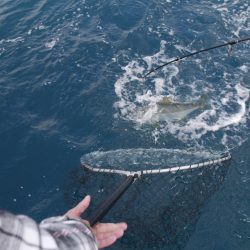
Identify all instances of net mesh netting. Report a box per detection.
[64,148,231,250]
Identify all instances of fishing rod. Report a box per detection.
[143,37,250,78]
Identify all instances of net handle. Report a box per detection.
[84,174,136,226]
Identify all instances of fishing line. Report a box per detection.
[143,37,250,78]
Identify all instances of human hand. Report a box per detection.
[65,195,127,249]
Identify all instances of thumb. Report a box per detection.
[66,195,91,217]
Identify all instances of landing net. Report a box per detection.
[63,148,231,249]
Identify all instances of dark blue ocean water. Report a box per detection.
[0,0,249,249]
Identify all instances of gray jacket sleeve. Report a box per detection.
[0,210,98,250]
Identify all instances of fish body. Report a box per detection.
[149,94,206,122]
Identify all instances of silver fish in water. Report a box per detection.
[148,94,206,122]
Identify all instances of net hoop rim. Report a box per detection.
[81,152,231,177]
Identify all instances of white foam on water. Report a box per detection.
[211,1,250,37]
[0,37,25,56]
[157,80,250,148]
[154,78,165,95]
[180,83,249,135]
[143,40,168,70]
[113,0,249,148]
[114,40,249,147]
[38,25,46,30]
[0,37,24,44]
[174,44,193,54]
[45,38,58,49]
[114,40,183,125]
[239,65,248,73]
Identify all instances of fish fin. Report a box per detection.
[157,96,172,105]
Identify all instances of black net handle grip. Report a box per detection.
[86,175,136,226]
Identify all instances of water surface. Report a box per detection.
[0,0,249,249]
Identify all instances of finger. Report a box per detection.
[96,229,124,242]
[93,222,127,234]
[97,235,117,249]
[65,195,91,217]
